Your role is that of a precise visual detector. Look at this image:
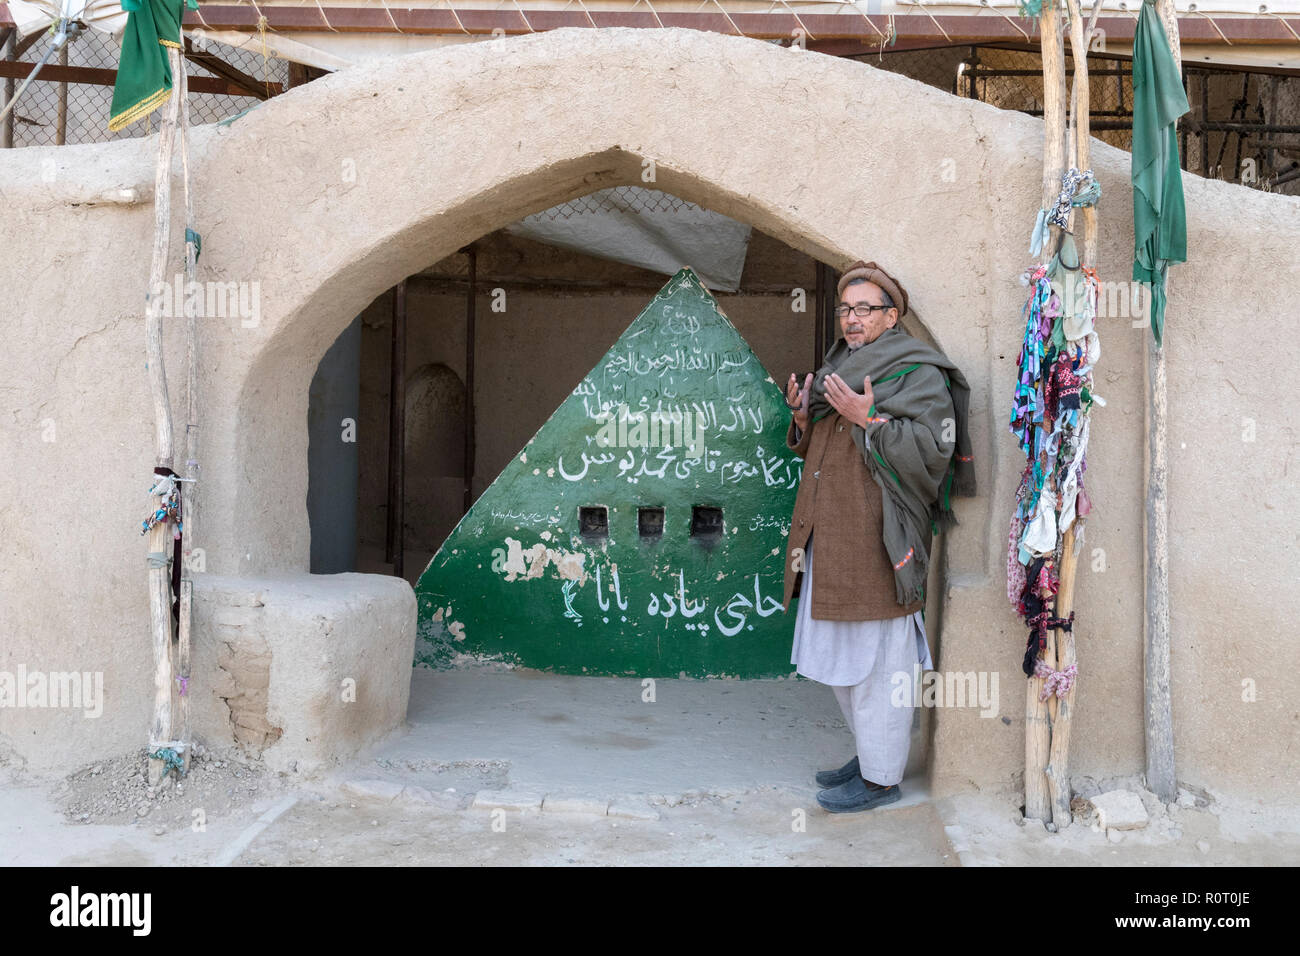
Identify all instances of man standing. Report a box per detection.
[783,260,976,813]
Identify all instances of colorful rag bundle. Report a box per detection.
[141,473,183,537]
[1009,266,1053,458]
[1007,241,1100,677]
[1016,555,1062,676]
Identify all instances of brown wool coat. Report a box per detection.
[782,411,927,622]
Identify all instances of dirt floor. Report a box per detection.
[2,666,1297,866]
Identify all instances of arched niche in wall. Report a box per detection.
[403,362,467,555]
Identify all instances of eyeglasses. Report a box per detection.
[835,303,892,318]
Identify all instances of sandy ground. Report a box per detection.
[2,666,1296,866]
[937,787,1300,867]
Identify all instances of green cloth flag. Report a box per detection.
[108,0,195,132]
[1131,0,1189,347]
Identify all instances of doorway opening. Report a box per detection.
[301,185,948,793]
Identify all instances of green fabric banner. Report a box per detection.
[1131,0,1190,347]
[108,0,194,133]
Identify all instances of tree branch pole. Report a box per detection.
[175,50,198,778]
[145,46,183,788]
[1037,0,1104,832]
[1025,0,1068,827]
[1143,0,1182,804]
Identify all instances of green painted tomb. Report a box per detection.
[414,268,803,677]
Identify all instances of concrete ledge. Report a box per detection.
[191,573,415,775]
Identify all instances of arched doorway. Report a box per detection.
[178,26,1001,795]
[188,29,994,589]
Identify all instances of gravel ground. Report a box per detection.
[53,746,289,836]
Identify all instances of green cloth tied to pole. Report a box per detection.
[108,0,197,132]
[1131,0,1189,348]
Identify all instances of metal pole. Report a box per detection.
[3,28,15,147]
[0,19,79,127]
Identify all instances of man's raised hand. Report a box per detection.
[824,372,877,430]
[786,372,813,432]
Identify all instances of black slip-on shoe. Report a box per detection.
[816,776,902,813]
[814,755,861,789]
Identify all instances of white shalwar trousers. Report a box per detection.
[792,534,933,787]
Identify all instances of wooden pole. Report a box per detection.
[287,61,310,89]
[1071,0,1104,266]
[1025,0,1068,827]
[1037,3,1068,267]
[814,261,826,374]
[1037,0,1103,832]
[55,44,67,145]
[175,51,198,777]
[145,47,182,788]
[176,578,192,769]
[1143,0,1182,805]
[463,247,476,515]
[386,280,407,578]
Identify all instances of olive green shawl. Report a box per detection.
[808,326,976,605]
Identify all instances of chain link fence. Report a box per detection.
[529,185,704,219]
[3,26,1297,194]
[859,42,1300,195]
[1,26,284,147]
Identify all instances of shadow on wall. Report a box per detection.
[307,315,361,574]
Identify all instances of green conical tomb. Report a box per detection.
[414,268,803,677]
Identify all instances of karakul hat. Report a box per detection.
[837,260,910,317]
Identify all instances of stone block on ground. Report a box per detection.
[1089,789,1149,831]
